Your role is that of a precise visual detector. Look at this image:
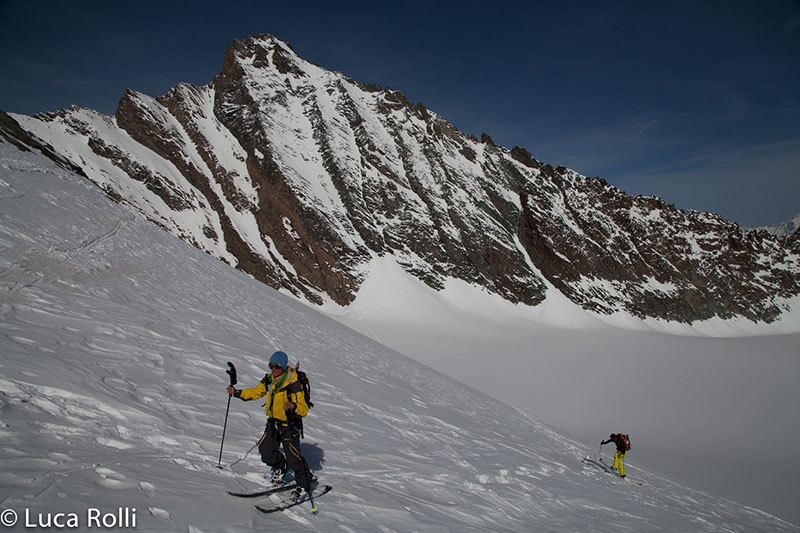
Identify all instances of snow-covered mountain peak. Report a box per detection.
[752,212,800,237]
[6,34,800,325]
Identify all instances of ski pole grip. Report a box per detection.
[226,362,238,387]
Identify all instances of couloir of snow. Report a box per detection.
[1,141,797,531]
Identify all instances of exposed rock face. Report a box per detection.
[518,170,797,321]
[7,35,799,321]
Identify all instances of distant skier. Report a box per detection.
[601,433,630,478]
[227,351,313,502]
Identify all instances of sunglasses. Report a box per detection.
[269,364,284,370]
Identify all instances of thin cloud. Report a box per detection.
[610,138,800,226]
[568,0,633,38]
[630,138,800,178]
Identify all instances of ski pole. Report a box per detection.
[308,491,318,515]
[217,362,238,469]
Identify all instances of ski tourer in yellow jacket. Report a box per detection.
[234,366,310,422]
[228,350,313,500]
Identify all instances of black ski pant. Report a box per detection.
[258,418,311,491]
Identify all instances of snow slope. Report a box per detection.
[1,143,797,532]
[326,256,800,525]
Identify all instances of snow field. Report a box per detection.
[1,141,798,531]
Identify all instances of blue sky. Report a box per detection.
[1,0,798,227]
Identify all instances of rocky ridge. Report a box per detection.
[5,34,799,322]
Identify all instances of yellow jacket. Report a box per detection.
[235,369,309,422]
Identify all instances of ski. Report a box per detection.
[228,483,296,498]
[255,484,332,514]
[582,457,643,485]
[583,456,617,475]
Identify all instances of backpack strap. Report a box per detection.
[293,362,314,408]
[276,372,305,438]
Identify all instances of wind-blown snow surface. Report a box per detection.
[327,257,800,526]
[1,143,797,532]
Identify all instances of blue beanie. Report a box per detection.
[269,351,289,369]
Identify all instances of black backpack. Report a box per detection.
[293,363,314,409]
[273,363,314,438]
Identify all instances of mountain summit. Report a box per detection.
[8,34,799,322]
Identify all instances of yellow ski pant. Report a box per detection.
[613,450,627,477]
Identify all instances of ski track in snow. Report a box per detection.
[1,142,798,531]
